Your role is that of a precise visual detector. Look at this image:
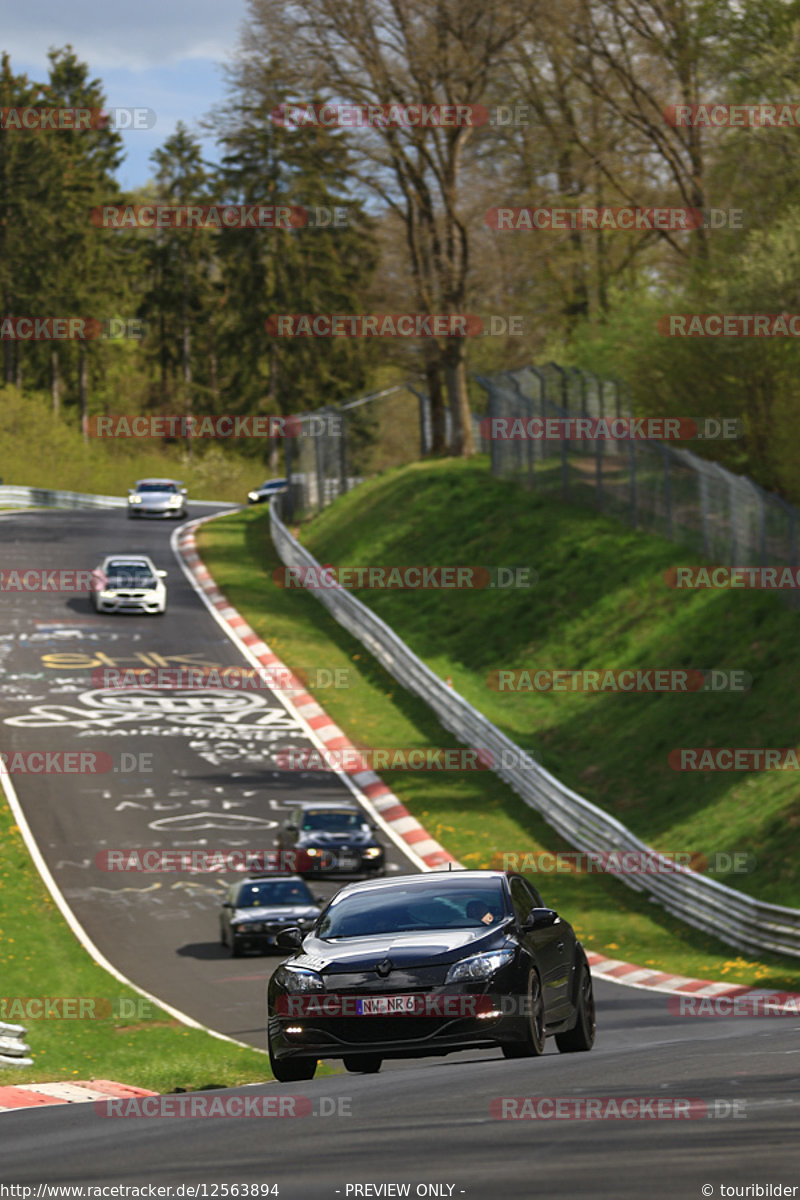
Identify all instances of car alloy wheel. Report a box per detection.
[502,968,546,1058]
[268,1035,317,1082]
[555,962,596,1053]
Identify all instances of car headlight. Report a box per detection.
[445,949,515,984]
[129,496,142,504]
[305,848,323,857]
[277,965,324,993]
[363,847,382,859]
[168,495,181,506]
[248,492,259,502]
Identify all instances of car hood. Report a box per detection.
[295,925,510,972]
[104,580,160,592]
[132,491,177,502]
[297,830,376,847]
[233,904,319,922]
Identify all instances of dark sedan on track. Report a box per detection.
[247,478,288,504]
[267,869,595,1081]
[277,801,386,878]
[220,873,323,957]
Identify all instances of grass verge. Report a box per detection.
[0,789,277,1089]
[195,465,800,993]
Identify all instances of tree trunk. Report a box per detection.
[424,352,448,454]
[79,345,88,444]
[51,348,60,415]
[182,252,192,458]
[443,338,474,457]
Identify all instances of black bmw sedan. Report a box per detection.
[220,872,323,957]
[277,800,386,877]
[267,869,595,1081]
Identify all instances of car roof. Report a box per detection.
[102,555,156,567]
[236,872,305,883]
[292,800,361,811]
[327,869,513,900]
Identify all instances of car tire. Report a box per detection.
[342,1055,382,1074]
[502,968,546,1059]
[555,961,595,1053]
[220,924,227,947]
[230,939,243,958]
[268,1037,317,1082]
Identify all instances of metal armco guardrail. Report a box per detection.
[270,497,800,960]
[0,1021,32,1068]
[0,485,127,509]
[0,486,237,510]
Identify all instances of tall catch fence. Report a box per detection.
[478,364,799,577]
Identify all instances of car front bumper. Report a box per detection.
[93,593,164,613]
[268,987,528,1060]
[128,505,184,518]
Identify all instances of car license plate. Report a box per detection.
[336,855,359,870]
[356,995,418,1015]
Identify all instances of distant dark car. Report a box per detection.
[219,873,323,957]
[128,478,187,519]
[248,479,287,504]
[277,801,385,878]
[267,869,595,1081]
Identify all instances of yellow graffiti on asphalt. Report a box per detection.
[40,652,226,670]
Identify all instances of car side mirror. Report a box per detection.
[285,823,297,832]
[521,907,559,931]
[180,488,188,495]
[314,896,326,905]
[157,570,168,578]
[276,927,303,950]
[221,901,233,909]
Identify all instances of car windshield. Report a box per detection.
[301,811,363,831]
[137,483,176,493]
[106,564,156,586]
[317,880,509,938]
[236,881,314,908]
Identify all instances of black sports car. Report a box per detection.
[267,869,595,1081]
[220,873,323,957]
[277,801,386,877]
[247,478,288,504]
